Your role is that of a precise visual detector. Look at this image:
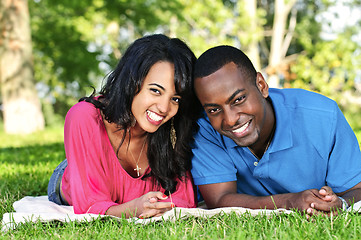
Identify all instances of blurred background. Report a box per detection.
[0,0,360,136]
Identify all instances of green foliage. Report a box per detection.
[28,0,185,122]
[289,27,361,130]
[24,0,361,131]
[164,0,236,57]
[291,2,324,55]
[291,33,360,94]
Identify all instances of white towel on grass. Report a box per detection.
[2,196,361,232]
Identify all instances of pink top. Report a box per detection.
[62,100,197,214]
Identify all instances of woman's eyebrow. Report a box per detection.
[148,83,165,90]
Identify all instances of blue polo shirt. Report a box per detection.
[191,88,361,196]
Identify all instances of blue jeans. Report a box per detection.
[47,159,69,205]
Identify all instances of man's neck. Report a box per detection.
[248,97,276,159]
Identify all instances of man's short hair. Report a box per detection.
[194,45,257,84]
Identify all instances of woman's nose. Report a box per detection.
[157,98,171,114]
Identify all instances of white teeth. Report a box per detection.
[232,121,250,133]
[147,110,163,121]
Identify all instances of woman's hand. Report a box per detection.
[136,191,174,218]
[106,191,174,218]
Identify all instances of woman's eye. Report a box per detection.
[150,88,161,94]
[172,97,181,104]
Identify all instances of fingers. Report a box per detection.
[306,205,340,217]
[145,191,168,201]
[139,201,173,219]
[148,197,158,203]
[310,198,341,212]
[291,187,341,218]
[309,186,339,211]
[318,186,334,201]
[138,194,173,219]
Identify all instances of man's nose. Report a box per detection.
[223,108,239,127]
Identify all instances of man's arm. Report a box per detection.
[199,181,336,211]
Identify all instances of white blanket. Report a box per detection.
[2,196,361,232]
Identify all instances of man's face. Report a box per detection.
[194,62,271,147]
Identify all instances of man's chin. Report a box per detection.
[225,134,257,147]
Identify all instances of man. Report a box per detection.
[191,45,361,214]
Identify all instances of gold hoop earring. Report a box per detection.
[170,119,176,149]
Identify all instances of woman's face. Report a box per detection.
[131,61,180,133]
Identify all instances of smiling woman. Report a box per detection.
[46,34,200,219]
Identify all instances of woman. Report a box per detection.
[47,34,200,219]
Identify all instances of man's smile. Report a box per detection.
[229,120,252,137]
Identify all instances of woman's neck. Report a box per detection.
[128,123,148,140]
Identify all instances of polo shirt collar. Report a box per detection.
[222,89,293,152]
[269,90,293,152]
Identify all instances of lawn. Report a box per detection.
[1,127,361,239]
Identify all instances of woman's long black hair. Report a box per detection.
[80,34,200,193]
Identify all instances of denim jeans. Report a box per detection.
[47,159,69,205]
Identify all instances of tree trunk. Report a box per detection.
[267,0,296,87]
[244,0,261,71]
[0,0,44,134]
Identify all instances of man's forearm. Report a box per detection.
[214,192,296,210]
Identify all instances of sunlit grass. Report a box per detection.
[1,127,361,239]
[2,211,361,239]
[0,127,64,148]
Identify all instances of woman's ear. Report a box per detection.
[256,72,269,98]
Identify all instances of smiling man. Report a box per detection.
[191,45,361,215]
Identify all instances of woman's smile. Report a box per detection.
[146,110,164,125]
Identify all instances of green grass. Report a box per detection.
[1,127,361,239]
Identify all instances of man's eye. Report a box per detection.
[208,108,220,114]
[234,96,245,104]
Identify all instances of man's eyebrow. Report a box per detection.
[203,103,219,108]
[148,83,165,90]
[226,89,244,104]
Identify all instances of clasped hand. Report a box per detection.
[288,186,342,216]
[135,191,175,219]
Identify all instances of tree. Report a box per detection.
[267,0,297,87]
[0,0,44,134]
[28,0,184,124]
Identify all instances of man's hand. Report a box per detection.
[301,186,342,216]
[306,184,361,216]
[284,189,323,210]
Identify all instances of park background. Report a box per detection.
[0,0,361,137]
[1,0,361,238]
